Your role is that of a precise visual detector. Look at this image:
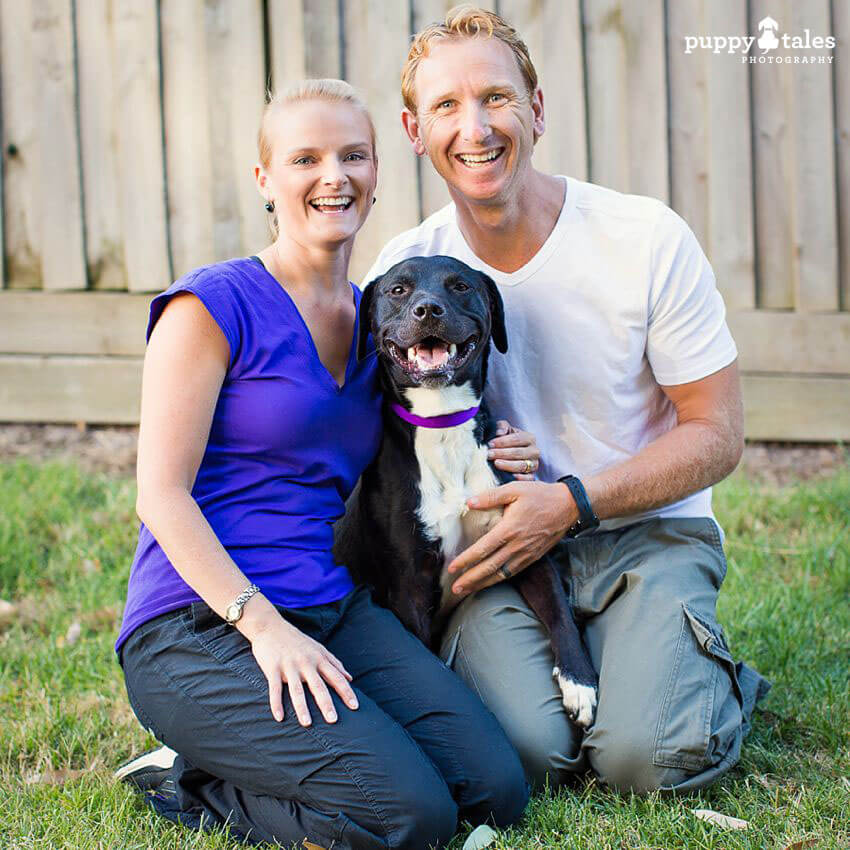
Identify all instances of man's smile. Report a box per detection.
[454,147,505,168]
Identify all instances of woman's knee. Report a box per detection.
[382,768,458,849]
[461,739,530,828]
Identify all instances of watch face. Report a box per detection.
[225,603,240,622]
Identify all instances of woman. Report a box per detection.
[114,80,539,849]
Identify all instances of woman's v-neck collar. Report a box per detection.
[247,256,359,392]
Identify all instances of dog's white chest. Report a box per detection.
[413,423,502,560]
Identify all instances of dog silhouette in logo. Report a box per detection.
[758,16,779,52]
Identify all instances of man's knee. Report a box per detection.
[587,739,693,794]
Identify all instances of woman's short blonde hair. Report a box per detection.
[257,78,377,169]
[401,5,538,114]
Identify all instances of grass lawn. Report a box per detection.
[1,457,848,849]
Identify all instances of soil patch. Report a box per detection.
[0,424,845,486]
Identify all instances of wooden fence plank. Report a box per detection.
[1,0,41,288]
[668,0,755,310]
[268,0,306,86]
[583,0,668,202]
[268,0,342,87]
[834,0,850,310]
[788,0,839,311]
[0,355,143,424]
[76,0,125,290]
[112,0,171,293]
[741,374,850,440]
[729,311,850,374]
[411,0,455,219]
[160,0,215,279]
[32,0,87,290]
[345,0,420,282]
[500,0,587,181]
[751,0,839,311]
[206,0,268,261]
[0,292,149,356]
[750,0,794,309]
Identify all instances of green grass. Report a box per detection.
[1,457,848,849]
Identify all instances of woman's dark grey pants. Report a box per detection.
[119,586,529,849]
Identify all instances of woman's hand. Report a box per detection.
[487,420,540,480]
[248,613,359,727]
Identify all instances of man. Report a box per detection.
[363,6,770,793]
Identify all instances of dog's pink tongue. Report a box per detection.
[415,341,449,368]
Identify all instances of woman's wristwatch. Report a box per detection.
[225,583,261,624]
[557,474,600,537]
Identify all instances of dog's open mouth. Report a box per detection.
[386,334,479,375]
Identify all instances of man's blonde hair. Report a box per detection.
[401,5,538,114]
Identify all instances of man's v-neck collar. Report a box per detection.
[451,175,578,287]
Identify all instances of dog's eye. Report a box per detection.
[390,285,406,295]
[453,282,470,292]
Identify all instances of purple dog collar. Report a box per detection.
[390,401,480,428]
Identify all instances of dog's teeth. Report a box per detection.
[407,347,415,361]
[448,343,457,358]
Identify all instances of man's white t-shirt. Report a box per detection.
[362,176,737,530]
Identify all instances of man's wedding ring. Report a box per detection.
[499,563,512,579]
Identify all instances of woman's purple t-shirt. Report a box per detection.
[115,258,382,652]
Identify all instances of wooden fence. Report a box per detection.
[0,0,848,439]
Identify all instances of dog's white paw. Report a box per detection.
[553,666,597,729]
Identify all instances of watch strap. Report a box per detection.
[225,583,261,623]
[558,474,600,537]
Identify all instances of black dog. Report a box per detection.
[334,256,597,727]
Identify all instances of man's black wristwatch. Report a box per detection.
[558,474,600,537]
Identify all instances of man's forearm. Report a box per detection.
[583,418,743,522]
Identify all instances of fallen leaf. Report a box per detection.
[65,621,82,645]
[25,768,88,786]
[463,824,499,850]
[0,599,16,627]
[81,558,100,575]
[302,842,328,850]
[784,839,818,850]
[693,808,748,830]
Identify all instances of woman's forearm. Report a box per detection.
[136,486,281,640]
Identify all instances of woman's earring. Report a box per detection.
[372,196,377,205]
[265,200,275,213]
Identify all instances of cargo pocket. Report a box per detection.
[653,603,744,771]
[190,601,266,690]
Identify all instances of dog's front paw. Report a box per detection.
[552,666,597,729]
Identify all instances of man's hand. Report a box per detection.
[447,481,577,597]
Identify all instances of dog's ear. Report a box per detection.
[480,272,508,353]
[356,275,380,361]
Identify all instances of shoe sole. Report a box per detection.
[114,745,178,782]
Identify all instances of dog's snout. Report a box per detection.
[411,300,445,320]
